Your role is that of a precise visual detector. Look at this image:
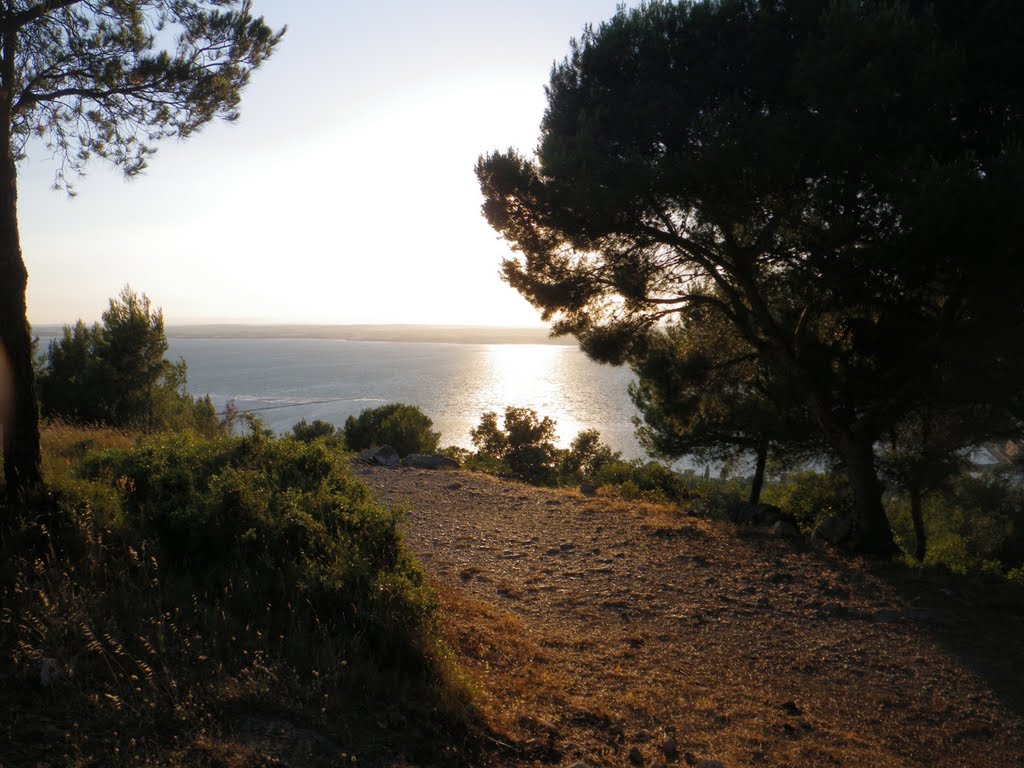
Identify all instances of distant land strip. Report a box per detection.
[31,323,575,345]
[160,324,574,345]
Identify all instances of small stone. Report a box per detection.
[580,481,598,497]
[726,501,784,526]
[821,601,847,618]
[357,445,400,467]
[629,746,645,765]
[661,737,679,760]
[781,701,803,716]
[824,585,851,600]
[871,609,902,623]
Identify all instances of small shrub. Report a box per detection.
[290,418,343,446]
[594,459,693,505]
[1007,566,1024,587]
[470,407,560,485]
[558,429,620,485]
[344,403,440,457]
[760,470,854,531]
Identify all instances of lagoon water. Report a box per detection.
[163,337,647,458]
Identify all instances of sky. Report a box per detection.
[21,0,628,327]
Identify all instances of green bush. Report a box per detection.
[344,403,440,457]
[594,459,694,504]
[2,428,464,765]
[558,429,620,485]
[470,407,560,485]
[760,470,854,531]
[70,431,443,684]
[290,417,343,446]
[887,470,1024,576]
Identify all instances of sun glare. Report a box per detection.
[475,344,585,445]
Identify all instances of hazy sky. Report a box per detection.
[21,0,628,327]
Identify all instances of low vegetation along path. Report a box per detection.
[357,465,1024,768]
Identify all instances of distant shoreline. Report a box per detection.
[33,323,576,346]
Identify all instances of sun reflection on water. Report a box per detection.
[472,344,586,445]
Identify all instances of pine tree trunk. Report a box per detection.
[840,431,898,558]
[0,29,43,514]
[749,439,768,505]
[910,485,927,562]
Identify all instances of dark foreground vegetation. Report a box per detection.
[0,424,476,766]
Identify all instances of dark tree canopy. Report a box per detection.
[630,298,824,504]
[477,0,1024,555]
[0,1,282,510]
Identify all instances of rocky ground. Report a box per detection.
[357,465,1024,768]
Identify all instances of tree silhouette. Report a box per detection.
[0,1,283,511]
[477,0,1024,556]
[631,300,822,506]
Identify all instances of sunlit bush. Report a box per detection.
[470,407,560,485]
[344,403,440,458]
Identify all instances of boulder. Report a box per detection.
[726,501,793,528]
[770,520,800,537]
[357,445,400,467]
[580,480,598,497]
[401,454,459,469]
[811,515,854,546]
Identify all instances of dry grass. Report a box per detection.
[39,420,136,472]
[363,465,1024,767]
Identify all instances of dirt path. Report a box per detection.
[357,465,1024,768]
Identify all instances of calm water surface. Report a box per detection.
[166,338,646,458]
